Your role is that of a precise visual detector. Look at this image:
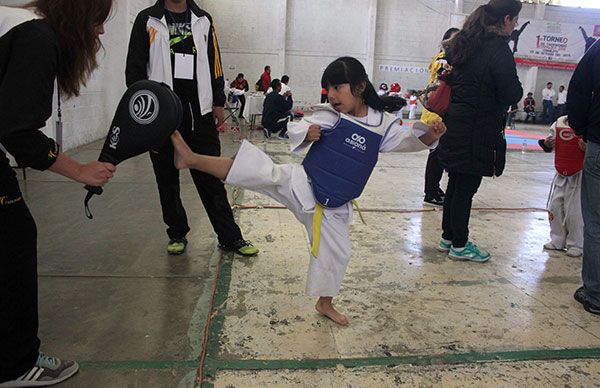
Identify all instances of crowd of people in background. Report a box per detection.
[508,82,569,126]
[224,65,571,131]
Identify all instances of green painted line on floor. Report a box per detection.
[72,347,600,373]
[199,186,246,387]
[200,252,234,385]
[79,359,198,370]
[204,347,600,373]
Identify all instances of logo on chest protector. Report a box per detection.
[558,128,576,141]
[129,90,159,125]
[109,127,120,150]
[345,133,367,151]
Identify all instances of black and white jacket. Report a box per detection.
[125,0,225,115]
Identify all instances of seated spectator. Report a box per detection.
[267,75,291,95]
[377,83,388,96]
[524,92,536,123]
[230,73,249,118]
[262,79,293,139]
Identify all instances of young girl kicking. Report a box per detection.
[171,57,446,325]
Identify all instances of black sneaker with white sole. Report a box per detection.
[0,353,79,387]
[574,286,600,315]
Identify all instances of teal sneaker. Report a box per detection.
[448,241,491,263]
[219,240,259,256]
[0,353,79,387]
[167,237,188,255]
[437,239,452,252]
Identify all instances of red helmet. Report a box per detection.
[390,83,401,93]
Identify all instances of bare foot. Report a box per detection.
[315,297,349,326]
[170,131,193,170]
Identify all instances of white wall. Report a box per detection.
[373,0,455,94]
[286,0,374,107]
[200,0,286,89]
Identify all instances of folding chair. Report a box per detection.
[224,93,241,128]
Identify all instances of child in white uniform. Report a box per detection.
[408,90,419,120]
[170,57,446,325]
[540,116,585,257]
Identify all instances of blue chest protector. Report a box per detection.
[302,106,398,208]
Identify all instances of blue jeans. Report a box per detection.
[582,140,600,305]
[543,100,554,123]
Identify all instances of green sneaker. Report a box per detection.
[219,240,259,256]
[167,237,188,255]
[448,241,490,263]
[437,239,452,252]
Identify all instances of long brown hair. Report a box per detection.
[28,0,113,98]
[445,0,521,66]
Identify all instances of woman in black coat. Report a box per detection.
[437,0,523,262]
[0,1,115,386]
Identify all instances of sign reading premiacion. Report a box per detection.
[379,64,428,74]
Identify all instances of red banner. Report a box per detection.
[515,57,577,70]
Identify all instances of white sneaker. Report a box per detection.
[543,242,564,251]
[0,353,79,387]
[566,247,583,257]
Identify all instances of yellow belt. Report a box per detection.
[311,200,366,257]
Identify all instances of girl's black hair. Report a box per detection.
[445,0,521,65]
[321,57,389,112]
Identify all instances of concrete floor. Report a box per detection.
[19,120,600,387]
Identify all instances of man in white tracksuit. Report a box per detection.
[126,0,258,256]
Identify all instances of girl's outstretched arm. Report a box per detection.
[380,121,445,152]
[171,131,233,180]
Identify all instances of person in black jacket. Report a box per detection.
[261,79,293,139]
[436,0,523,262]
[0,1,116,386]
[126,0,258,257]
[569,39,600,315]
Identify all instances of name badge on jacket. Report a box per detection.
[174,53,194,80]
